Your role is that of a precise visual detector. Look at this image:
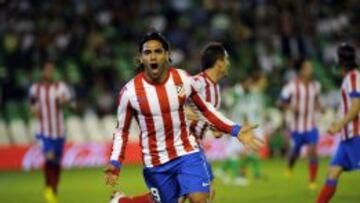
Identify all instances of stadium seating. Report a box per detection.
[66,116,87,143]
[0,120,10,145]
[8,119,30,145]
[83,113,106,142]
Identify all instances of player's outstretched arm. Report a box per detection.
[106,87,133,186]
[190,86,264,150]
[328,98,360,135]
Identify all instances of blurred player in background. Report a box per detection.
[279,58,322,190]
[105,32,263,203]
[29,61,73,203]
[316,43,360,203]
[219,75,267,185]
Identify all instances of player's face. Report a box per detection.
[218,52,230,77]
[300,61,313,79]
[42,63,55,81]
[140,40,169,82]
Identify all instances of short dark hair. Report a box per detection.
[138,32,170,53]
[40,59,55,70]
[294,57,307,73]
[201,42,226,71]
[337,43,357,70]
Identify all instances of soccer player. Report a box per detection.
[316,43,360,203]
[105,32,263,203]
[279,58,322,190]
[183,42,231,201]
[29,61,72,203]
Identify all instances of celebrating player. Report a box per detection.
[279,58,322,190]
[316,43,360,203]
[29,61,73,203]
[105,32,263,203]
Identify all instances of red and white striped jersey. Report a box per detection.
[29,81,71,139]
[339,69,360,140]
[189,72,221,140]
[110,68,236,168]
[280,79,321,133]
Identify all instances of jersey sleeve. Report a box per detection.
[58,82,72,101]
[29,84,37,103]
[109,86,134,168]
[346,72,360,98]
[280,82,293,103]
[189,77,241,137]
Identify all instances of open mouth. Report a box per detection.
[150,63,159,70]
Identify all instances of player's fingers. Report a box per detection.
[242,124,259,133]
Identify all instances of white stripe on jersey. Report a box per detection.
[110,68,235,168]
[340,70,360,140]
[280,79,321,133]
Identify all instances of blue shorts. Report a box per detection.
[143,152,211,203]
[331,136,360,171]
[199,148,214,181]
[291,128,319,150]
[36,134,65,161]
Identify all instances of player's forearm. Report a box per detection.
[190,92,240,136]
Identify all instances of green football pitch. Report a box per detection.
[0,159,359,203]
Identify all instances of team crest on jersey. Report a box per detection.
[176,84,186,98]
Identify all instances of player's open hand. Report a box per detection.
[237,124,264,151]
[327,122,342,135]
[104,163,120,186]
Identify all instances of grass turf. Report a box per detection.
[0,159,359,203]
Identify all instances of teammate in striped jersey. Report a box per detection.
[29,61,72,203]
[105,32,263,203]
[317,43,360,203]
[279,58,322,190]
[182,42,230,202]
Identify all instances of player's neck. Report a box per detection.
[298,76,310,84]
[144,68,169,84]
[205,68,221,84]
[42,78,54,84]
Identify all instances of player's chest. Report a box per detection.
[130,83,188,116]
[37,86,61,103]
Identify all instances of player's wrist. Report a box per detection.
[108,160,121,176]
[231,125,242,137]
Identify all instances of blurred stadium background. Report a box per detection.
[0,0,360,202]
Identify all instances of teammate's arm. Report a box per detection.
[328,98,360,134]
[189,85,263,151]
[105,88,133,186]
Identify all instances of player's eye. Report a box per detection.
[155,49,163,54]
[143,50,151,55]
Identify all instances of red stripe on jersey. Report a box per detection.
[204,74,211,102]
[155,85,178,160]
[119,102,132,162]
[55,82,61,137]
[191,88,232,133]
[341,89,349,139]
[295,81,300,132]
[214,84,219,108]
[350,72,359,135]
[45,84,53,138]
[171,69,193,152]
[36,83,44,134]
[134,75,161,166]
[304,83,309,131]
